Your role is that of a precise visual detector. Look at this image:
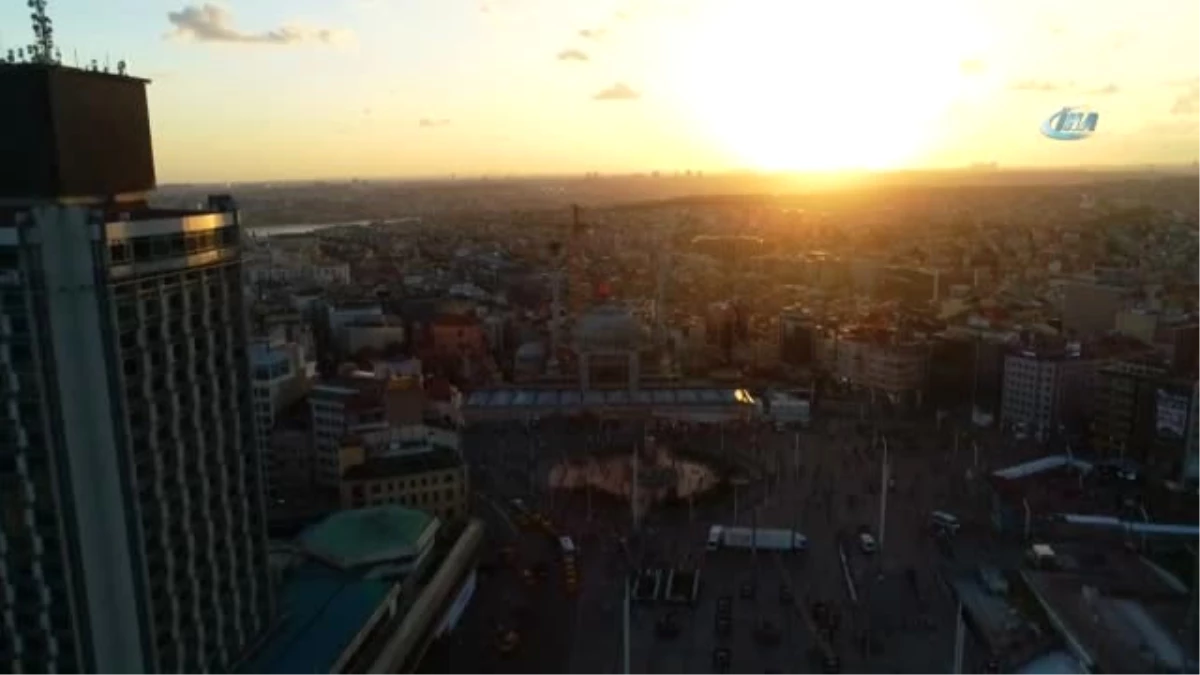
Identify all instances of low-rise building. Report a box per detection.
[832,330,930,405]
[339,445,469,521]
[248,261,351,287]
[342,315,406,356]
[328,300,384,335]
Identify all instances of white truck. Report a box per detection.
[707,525,808,552]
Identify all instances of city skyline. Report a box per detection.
[3,0,1197,182]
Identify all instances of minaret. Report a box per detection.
[567,204,591,317]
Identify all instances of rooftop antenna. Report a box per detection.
[28,0,55,65]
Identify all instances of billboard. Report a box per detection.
[1155,388,1190,441]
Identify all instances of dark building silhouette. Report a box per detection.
[780,309,817,368]
[0,64,156,198]
[929,334,977,411]
[0,63,273,672]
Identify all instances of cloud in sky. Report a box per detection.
[418,118,451,128]
[1008,79,1122,96]
[1170,80,1199,115]
[959,59,986,76]
[1105,30,1137,51]
[592,82,639,101]
[1008,79,1075,92]
[166,4,352,45]
[557,49,589,62]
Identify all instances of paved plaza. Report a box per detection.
[421,414,1039,673]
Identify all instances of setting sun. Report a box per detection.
[661,0,981,171]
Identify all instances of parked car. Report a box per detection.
[859,532,877,553]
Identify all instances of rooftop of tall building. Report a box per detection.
[0,63,157,200]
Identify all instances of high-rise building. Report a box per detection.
[250,340,312,499]
[0,63,272,672]
[1092,358,1197,479]
[779,308,816,368]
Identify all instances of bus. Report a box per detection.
[707,525,808,552]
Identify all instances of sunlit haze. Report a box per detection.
[6,0,1196,181]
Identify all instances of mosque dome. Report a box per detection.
[574,304,645,351]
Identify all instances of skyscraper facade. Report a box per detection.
[0,63,272,672]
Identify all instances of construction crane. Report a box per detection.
[567,204,592,318]
[653,214,682,347]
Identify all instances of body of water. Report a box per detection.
[247,220,366,238]
[248,217,421,238]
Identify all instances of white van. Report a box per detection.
[706,526,723,552]
[930,511,960,534]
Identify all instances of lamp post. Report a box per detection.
[878,435,889,552]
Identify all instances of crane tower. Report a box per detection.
[653,216,679,346]
[568,204,592,317]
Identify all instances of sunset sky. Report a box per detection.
[3,0,1197,181]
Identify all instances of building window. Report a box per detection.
[110,240,131,264]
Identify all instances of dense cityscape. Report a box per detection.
[2,5,1200,675]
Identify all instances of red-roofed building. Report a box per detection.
[430,313,485,359]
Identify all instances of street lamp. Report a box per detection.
[878,435,889,552]
[731,475,750,527]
